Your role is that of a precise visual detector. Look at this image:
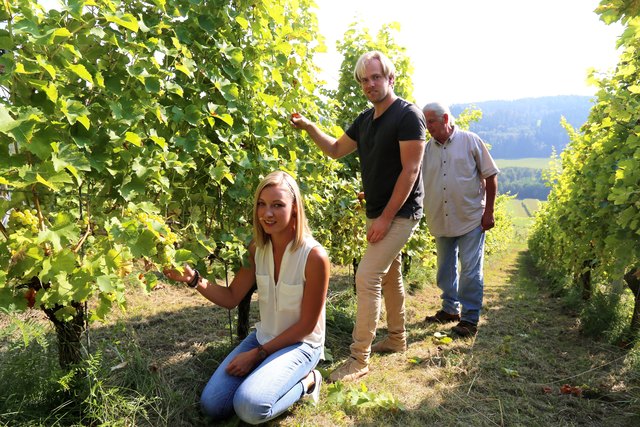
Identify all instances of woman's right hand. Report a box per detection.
[163,264,196,284]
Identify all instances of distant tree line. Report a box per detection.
[499,167,550,200]
[451,96,592,159]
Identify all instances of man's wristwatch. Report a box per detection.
[256,344,268,361]
[187,269,200,288]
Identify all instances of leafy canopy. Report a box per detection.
[0,0,355,323]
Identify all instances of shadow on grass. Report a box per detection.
[0,303,244,426]
[401,248,640,427]
[0,270,358,427]
[3,253,639,426]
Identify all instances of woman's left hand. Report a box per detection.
[225,350,259,377]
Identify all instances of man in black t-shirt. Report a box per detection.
[291,51,426,382]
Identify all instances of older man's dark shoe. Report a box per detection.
[424,310,461,324]
[451,320,478,337]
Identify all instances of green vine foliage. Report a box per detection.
[529,0,640,298]
[0,0,358,330]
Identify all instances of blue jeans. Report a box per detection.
[200,332,321,424]
[435,225,485,324]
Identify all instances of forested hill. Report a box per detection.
[451,95,592,159]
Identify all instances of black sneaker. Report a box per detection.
[452,320,478,337]
[424,310,461,324]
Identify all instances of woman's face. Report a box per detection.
[256,184,296,236]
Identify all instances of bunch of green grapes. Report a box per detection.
[8,209,39,233]
[133,211,178,267]
[156,244,176,267]
[135,211,178,245]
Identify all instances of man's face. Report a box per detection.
[358,58,393,104]
[424,110,450,143]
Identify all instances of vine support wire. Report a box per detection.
[225,261,233,345]
[78,183,91,355]
[78,182,93,395]
[218,184,234,345]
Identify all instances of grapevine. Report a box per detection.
[0,0,334,368]
[528,1,640,336]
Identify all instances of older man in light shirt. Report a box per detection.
[421,102,499,337]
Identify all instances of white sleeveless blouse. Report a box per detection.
[254,236,326,357]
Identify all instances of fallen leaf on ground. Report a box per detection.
[502,367,519,378]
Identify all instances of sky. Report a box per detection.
[36,0,623,106]
[312,0,624,105]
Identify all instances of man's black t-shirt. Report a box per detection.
[346,98,426,219]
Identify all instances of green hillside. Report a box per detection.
[495,158,552,169]
[452,95,592,159]
[497,160,551,200]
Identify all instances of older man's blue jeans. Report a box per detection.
[435,225,485,324]
[200,332,321,424]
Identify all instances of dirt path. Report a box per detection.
[280,242,640,426]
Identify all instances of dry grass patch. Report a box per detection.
[2,243,639,426]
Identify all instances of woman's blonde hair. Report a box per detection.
[252,171,310,250]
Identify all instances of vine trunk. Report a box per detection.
[43,302,86,369]
[624,267,640,337]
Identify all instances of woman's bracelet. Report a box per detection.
[187,269,200,288]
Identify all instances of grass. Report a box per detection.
[506,198,543,237]
[495,158,552,169]
[521,198,541,215]
[2,242,640,426]
[506,199,542,218]
[506,199,528,217]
